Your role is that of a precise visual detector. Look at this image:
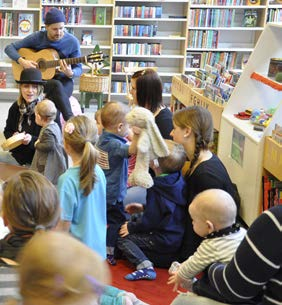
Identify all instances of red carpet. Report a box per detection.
[110,260,179,305]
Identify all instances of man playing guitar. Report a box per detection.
[5,8,82,124]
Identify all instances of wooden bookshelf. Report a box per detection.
[263,136,282,181]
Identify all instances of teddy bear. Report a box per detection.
[126,106,169,188]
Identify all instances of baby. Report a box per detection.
[168,189,246,292]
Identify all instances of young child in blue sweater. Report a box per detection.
[117,140,187,281]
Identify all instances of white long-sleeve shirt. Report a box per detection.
[178,227,246,281]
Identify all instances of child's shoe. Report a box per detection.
[125,267,156,281]
[106,254,117,266]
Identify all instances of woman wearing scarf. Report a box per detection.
[0,68,45,166]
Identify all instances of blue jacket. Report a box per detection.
[127,171,187,251]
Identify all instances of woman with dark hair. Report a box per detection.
[130,68,173,139]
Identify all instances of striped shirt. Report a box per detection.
[178,228,246,281]
[208,205,282,305]
[0,267,19,305]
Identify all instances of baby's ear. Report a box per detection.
[206,220,215,234]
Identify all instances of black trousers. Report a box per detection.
[44,77,74,124]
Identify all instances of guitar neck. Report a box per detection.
[46,56,88,68]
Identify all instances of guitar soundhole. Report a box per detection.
[37,59,47,72]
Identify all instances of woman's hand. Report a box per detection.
[22,133,32,145]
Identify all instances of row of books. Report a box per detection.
[112,60,155,73]
[115,6,162,19]
[267,9,282,23]
[42,6,82,25]
[111,81,171,94]
[0,12,34,37]
[189,9,236,27]
[113,43,162,56]
[272,124,282,145]
[186,51,248,71]
[187,30,219,49]
[262,175,282,211]
[114,24,158,37]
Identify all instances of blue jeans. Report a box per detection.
[117,233,155,268]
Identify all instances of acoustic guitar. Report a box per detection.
[12,48,105,81]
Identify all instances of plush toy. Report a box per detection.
[126,107,169,188]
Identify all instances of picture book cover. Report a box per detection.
[0,71,6,89]
[243,9,258,27]
[81,30,93,45]
[93,7,106,25]
[18,13,34,37]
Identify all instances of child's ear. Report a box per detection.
[117,122,123,132]
[206,220,215,234]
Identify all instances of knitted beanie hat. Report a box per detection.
[45,8,66,25]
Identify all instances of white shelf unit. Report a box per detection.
[217,23,282,226]
[186,1,268,72]
[111,0,189,104]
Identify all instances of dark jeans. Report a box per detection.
[44,78,74,123]
[117,233,156,267]
[107,202,129,248]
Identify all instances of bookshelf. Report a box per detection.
[111,0,189,104]
[186,0,267,72]
[217,23,282,226]
[0,0,281,105]
[0,0,40,100]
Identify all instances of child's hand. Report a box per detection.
[131,126,142,135]
[34,139,39,147]
[119,222,129,237]
[167,272,182,292]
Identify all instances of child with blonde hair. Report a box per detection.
[95,101,139,265]
[57,115,107,259]
[168,189,246,293]
[31,99,67,184]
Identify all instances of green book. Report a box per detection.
[93,7,106,25]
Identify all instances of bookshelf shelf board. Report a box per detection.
[114,17,187,22]
[190,4,267,8]
[80,45,111,50]
[114,36,186,41]
[188,26,264,31]
[42,4,114,7]
[112,54,185,59]
[263,136,282,181]
[111,72,181,77]
[268,4,282,7]
[116,0,188,2]
[186,47,254,52]
[0,7,40,11]
[64,25,112,29]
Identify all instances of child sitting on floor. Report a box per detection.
[0,170,60,264]
[31,99,67,185]
[117,140,187,281]
[167,189,246,292]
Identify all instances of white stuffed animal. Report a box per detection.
[126,107,169,188]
